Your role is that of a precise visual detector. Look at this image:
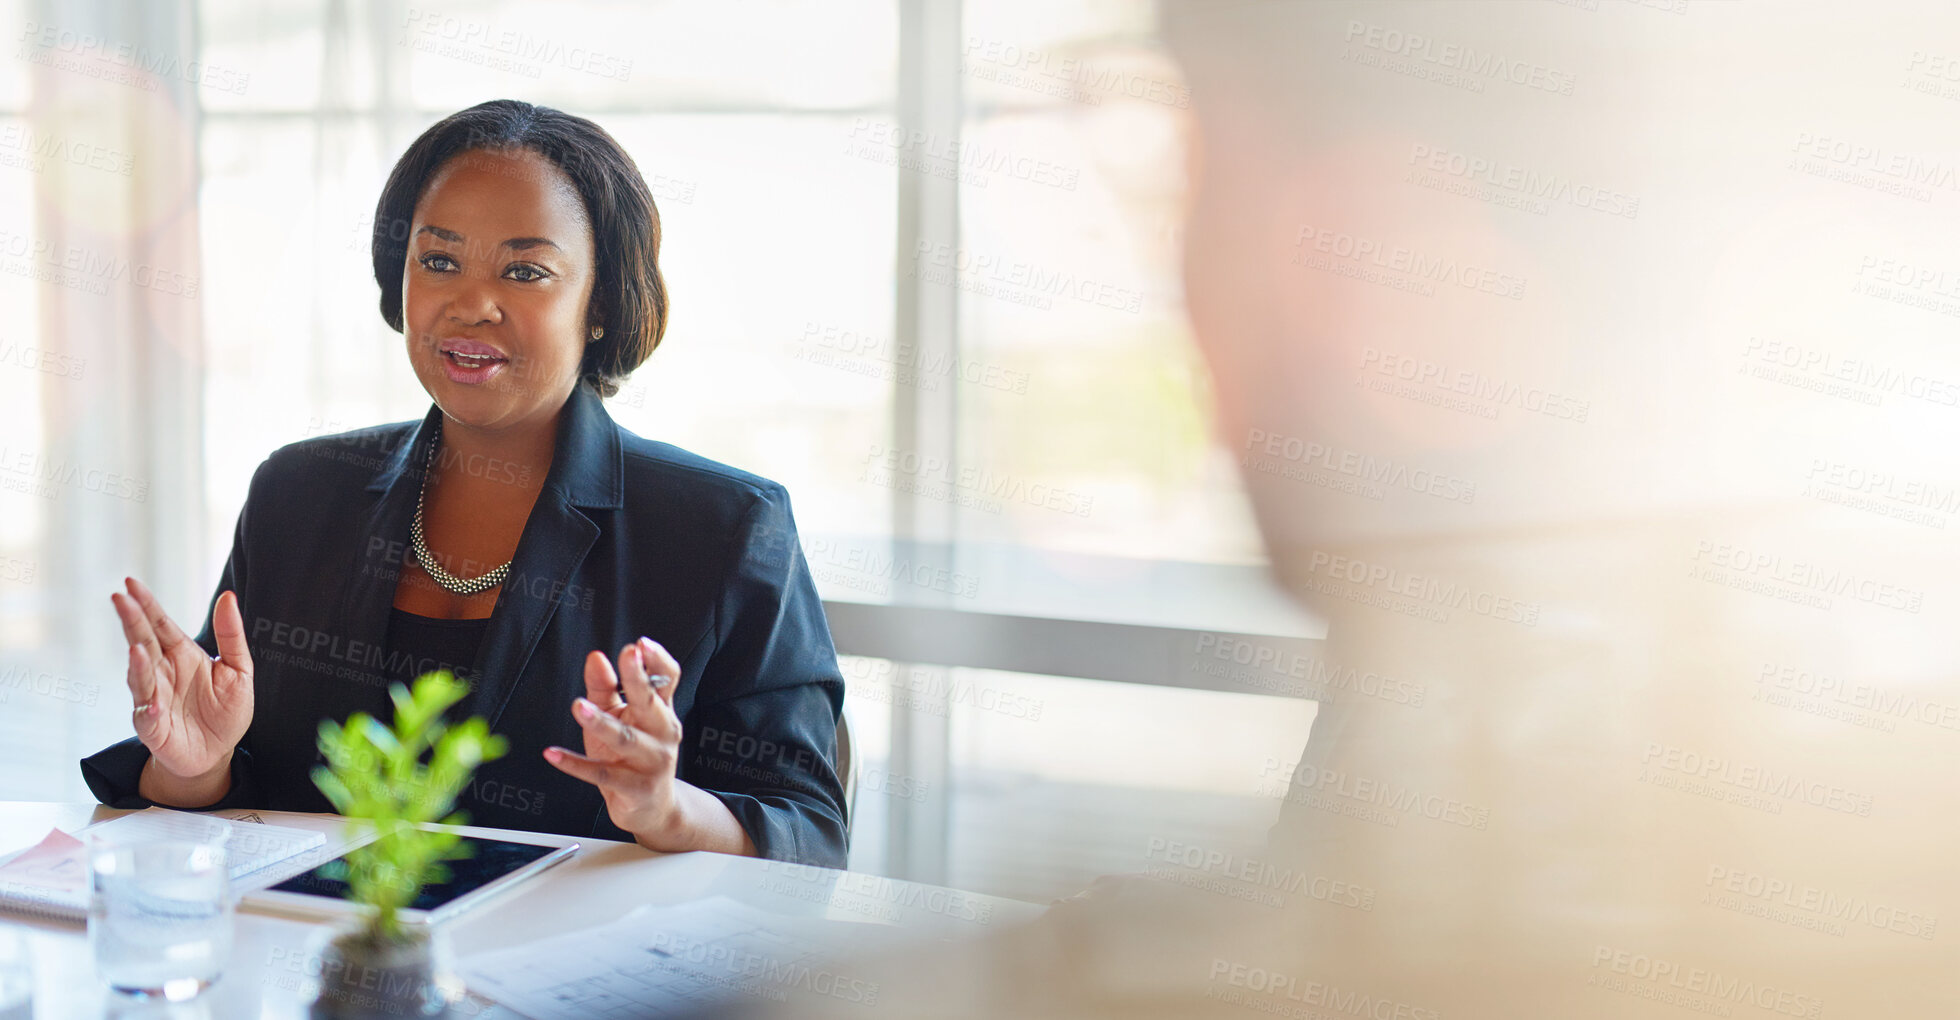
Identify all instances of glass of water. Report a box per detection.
[88,838,233,1001]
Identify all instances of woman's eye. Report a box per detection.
[505,264,548,283]
[418,253,456,272]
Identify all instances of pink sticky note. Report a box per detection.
[0,828,86,892]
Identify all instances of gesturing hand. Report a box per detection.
[544,637,686,845]
[111,576,254,784]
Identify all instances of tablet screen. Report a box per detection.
[266,835,561,911]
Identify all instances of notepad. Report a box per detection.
[0,807,325,922]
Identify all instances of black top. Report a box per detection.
[79,380,850,867]
[381,607,491,693]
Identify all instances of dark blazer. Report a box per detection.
[81,380,849,867]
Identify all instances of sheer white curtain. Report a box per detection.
[1,0,208,799]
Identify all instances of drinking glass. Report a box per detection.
[88,839,233,1001]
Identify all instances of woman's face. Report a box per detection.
[401,146,598,434]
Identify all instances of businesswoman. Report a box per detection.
[79,99,849,867]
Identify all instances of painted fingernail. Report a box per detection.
[543,747,563,763]
[574,699,596,720]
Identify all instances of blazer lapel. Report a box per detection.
[467,381,623,732]
[467,493,598,731]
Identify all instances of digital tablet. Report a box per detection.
[243,834,579,924]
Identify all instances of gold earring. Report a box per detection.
[589,326,604,341]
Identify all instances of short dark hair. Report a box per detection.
[371,99,668,398]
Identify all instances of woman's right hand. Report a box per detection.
[111,576,255,789]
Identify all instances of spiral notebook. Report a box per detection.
[0,807,325,922]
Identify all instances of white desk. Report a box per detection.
[0,802,1043,1018]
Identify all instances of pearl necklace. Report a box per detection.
[409,433,511,596]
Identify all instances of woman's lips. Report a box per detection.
[434,336,509,386]
[439,348,509,385]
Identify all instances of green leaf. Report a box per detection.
[388,682,421,730]
[311,767,352,813]
[358,715,401,756]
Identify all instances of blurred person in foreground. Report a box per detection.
[717,2,1960,1016]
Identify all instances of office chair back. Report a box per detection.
[836,702,858,832]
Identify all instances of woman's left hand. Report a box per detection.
[543,636,686,844]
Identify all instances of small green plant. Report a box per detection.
[311,672,507,945]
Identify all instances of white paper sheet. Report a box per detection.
[461,896,886,1019]
[212,809,377,891]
